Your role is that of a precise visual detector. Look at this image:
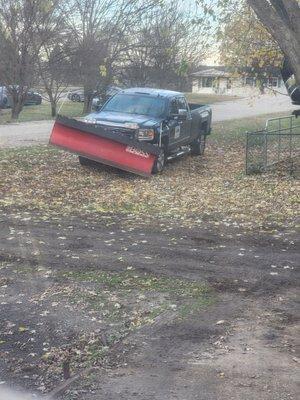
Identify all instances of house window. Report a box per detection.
[245,77,255,87]
[202,77,213,88]
[268,77,279,88]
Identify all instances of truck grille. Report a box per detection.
[103,126,136,139]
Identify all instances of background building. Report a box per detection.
[191,66,286,96]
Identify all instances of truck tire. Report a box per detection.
[190,134,206,156]
[152,147,166,174]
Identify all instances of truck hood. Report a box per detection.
[86,111,162,129]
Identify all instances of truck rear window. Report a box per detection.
[102,94,166,118]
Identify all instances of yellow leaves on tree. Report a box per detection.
[99,65,107,77]
[220,5,283,71]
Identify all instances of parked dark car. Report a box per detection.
[67,89,85,102]
[67,87,122,108]
[0,87,42,108]
[25,90,42,105]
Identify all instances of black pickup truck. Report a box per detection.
[83,87,212,173]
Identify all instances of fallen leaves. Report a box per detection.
[18,326,29,332]
[0,136,298,230]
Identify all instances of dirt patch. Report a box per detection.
[0,211,299,399]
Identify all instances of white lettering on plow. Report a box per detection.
[126,146,150,158]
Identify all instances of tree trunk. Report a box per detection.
[83,93,93,114]
[51,101,57,118]
[11,100,23,121]
[282,37,300,85]
[48,93,57,118]
[45,89,58,118]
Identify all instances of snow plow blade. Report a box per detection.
[49,115,159,177]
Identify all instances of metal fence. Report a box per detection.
[246,115,300,176]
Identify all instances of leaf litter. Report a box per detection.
[0,141,298,230]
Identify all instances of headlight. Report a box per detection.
[137,129,155,141]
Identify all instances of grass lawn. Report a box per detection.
[0,113,298,229]
[212,112,287,144]
[185,92,239,104]
[0,100,84,124]
[0,93,239,124]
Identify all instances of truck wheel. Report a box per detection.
[191,134,206,156]
[152,148,166,174]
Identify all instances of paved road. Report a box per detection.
[212,92,297,122]
[0,120,53,148]
[0,94,297,148]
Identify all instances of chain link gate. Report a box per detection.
[246,115,300,176]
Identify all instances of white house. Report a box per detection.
[191,66,287,96]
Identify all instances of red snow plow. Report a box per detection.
[49,88,213,175]
[49,115,160,177]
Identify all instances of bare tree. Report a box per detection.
[122,1,209,90]
[63,0,159,114]
[0,0,61,120]
[37,39,75,117]
[37,45,73,117]
[34,3,74,118]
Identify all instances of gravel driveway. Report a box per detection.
[0,94,297,148]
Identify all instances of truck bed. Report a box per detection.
[188,103,207,111]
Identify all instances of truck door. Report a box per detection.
[177,97,192,144]
[168,98,180,150]
[168,97,192,150]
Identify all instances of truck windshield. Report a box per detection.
[101,94,166,117]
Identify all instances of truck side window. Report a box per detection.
[170,98,179,115]
[177,97,188,111]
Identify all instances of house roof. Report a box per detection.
[191,68,231,78]
[191,65,282,78]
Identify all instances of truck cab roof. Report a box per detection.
[120,87,182,98]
